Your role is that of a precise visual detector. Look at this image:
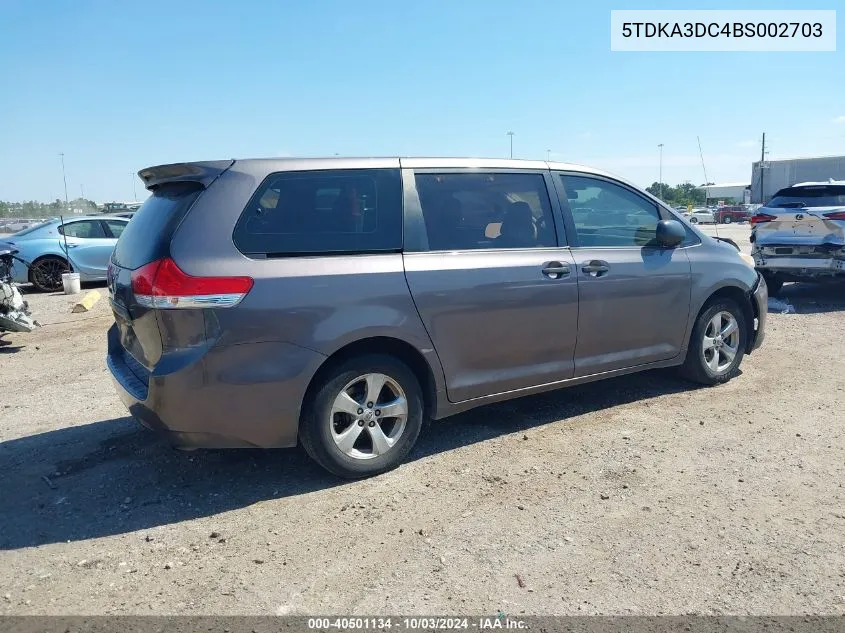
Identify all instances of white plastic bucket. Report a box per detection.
[62,272,81,295]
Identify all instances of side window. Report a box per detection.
[233,169,402,256]
[104,220,127,238]
[557,175,660,247]
[58,220,106,239]
[414,172,556,251]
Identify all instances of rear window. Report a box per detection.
[233,169,402,256]
[767,185,845,208]
[10,220,50,237]
[58,220,106,238]
[111,183,202,270]
[414,172,557,250]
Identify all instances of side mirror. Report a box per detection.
[655,219,686,248]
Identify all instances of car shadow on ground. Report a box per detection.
[774,280,845,314]
[0,337,24,354]
[18,280,107,295]
[0,369,697,550]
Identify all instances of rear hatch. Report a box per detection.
[752,184,845,249]
[108,161,234,381]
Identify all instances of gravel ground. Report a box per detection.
[1,279,844,616]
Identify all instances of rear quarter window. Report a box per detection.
[767,185,845,208]
[111,183,202,270]
[232,169,403,256]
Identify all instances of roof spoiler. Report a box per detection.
[138,159,235,191]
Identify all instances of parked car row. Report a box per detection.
[713,205,752,224]
[679,206,754,225]
[682,209,716,224]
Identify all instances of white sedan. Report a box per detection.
[682,209,716,224]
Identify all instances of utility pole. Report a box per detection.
[658,143,664,200]
[760,132,766,204]
[59,153,69,207]
[130,171,137,201]
[546,149,551,161]
[507,131,514,159]
[80,184,84,199]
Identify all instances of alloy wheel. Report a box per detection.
[329,373,408,460]
[31,258,68,291]
[702,310,740,374]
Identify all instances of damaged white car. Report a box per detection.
[751,181,845,295]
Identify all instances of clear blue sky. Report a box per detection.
[1,0,842,202]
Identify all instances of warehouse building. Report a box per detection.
[751,155,845,203]
[696,182,750,203]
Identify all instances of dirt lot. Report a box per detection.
[1,279,844,616]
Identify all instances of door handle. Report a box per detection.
[541,261,570,279]
[581,260,610,277]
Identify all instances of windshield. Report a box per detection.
[767,185,845,208]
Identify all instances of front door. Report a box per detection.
[59,219,118,279]
[403,169,579,402]
[553,173,692,376]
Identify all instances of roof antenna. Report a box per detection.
[697,136,719,239]
[59,214,74,273]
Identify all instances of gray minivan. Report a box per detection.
[107,158,767,478]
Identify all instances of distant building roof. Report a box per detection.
[696,182,750,190]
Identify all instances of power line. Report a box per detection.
[59,153,68,205]
[760,132,767,203]
[658,143,664,200]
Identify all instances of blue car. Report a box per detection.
[6,216,130,291]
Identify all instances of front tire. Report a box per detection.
[679,299,747,386]
[29,256,70,292]
[689,217,698,224]
[299,355,424,479]
[723,216,733,224]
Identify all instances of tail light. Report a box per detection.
[750,213,776,225]
[131,258,253,309]
[823,211,845,220]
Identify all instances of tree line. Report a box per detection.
[0,198,99,218]
[644,182,709,207]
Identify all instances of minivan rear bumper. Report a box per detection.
[106,324,326,449]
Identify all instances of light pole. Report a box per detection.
[546,149,551,161]
[80,184,84,199]
[130,171,137,201]
[657,143,664,199]
[59,153,69,207]
[507,131,514,159]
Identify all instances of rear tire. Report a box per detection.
[299,354,424,479]
[761,272,783,296]
[29,256,69,292]
[724,216,733,224]
[689,217,698,224]
[679,299,747,386]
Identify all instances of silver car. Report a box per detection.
[106,157,767,478]
[683,209,716,224]
[751,181,845,295]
